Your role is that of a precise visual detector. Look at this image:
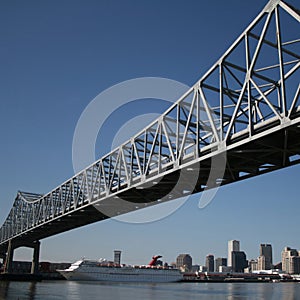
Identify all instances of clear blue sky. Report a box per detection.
[0,0,299,266]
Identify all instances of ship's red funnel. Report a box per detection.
[148,255,162,266]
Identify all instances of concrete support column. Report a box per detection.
[4,240,14,273]
[31,241,40,275]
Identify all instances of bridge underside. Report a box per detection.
[0,206,108,256]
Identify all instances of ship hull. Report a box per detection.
[58,266,182,283]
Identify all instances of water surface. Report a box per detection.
[0,281,299,299]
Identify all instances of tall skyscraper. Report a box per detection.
[259,244,273,270]
[228,240,240,267]
[114,250,122,265]
[205,254,214,272]
[176,254,192,271]
[232,251,247,273]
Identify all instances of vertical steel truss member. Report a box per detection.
[0,0,299,246]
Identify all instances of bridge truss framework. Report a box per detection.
[0,0,299,267]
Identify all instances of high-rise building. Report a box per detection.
[215,258,227,272]
[176,254,192,271]
[289,256,300,274]
[259,244,273,270]
[232,251,247,273]
[228,240,240,267]
[257,255,266,271]
[249,259,258,272]
[205,254,214,272]
[114,250,122,265]
[282,247,299,274]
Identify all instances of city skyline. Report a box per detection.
[0,0,300,265]
[173,241,300,275]
[4,240,299,273]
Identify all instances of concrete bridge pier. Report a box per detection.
[4,240,14,273]
[3,240,41,274]
[30,241,40,275]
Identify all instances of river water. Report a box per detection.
[0,281,299,300]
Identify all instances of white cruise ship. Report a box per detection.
[57,255,183,283]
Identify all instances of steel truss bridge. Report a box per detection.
[0,0,299,272]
